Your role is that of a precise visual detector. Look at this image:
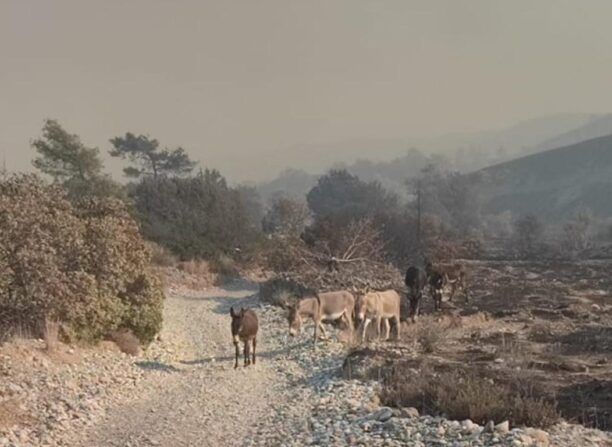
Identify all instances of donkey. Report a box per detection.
[355,290,401,342]
[425,259,469,303]
[428,270,445,312]
[230,307,258,369]
[287,290,355,346]
[405,266,427,322]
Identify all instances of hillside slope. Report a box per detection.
[478,134,612,220]
[536,114,612,153]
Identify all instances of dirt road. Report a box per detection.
[80,284,300,447]
[71,271,612,447]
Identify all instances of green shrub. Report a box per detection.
[120,274,164,345]
[0,174,164,345]
[130,170,262,259]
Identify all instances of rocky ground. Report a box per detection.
[1,274,611,446]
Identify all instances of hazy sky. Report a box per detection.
[2,0,612,181]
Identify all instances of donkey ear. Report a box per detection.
[230,306,236,317]
[240,307,246,316]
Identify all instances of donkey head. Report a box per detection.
[287,302,302,336]
[230,306,246,343]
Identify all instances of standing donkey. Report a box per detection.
[355,290,401,341]
[230,307,259,369]
[405,265,428,322]
[425,258,469,304]
[287,290,355,346]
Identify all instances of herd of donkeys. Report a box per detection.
[229,259,469,369]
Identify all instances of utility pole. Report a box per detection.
[416,177,422,258]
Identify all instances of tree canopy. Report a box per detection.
[130,169,262,259]
[307,169,398,223]
[31,119,121,200]
[109,133,197,179]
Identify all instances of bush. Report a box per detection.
[148,242,177,267]
[417,325,445,354]
[380,365,560,428]
[209,254,239,278]
[178,259,213,276]
[109,329,142,356]
[259,277,311,307]
[0,174,164,345]
[130,170,262,259]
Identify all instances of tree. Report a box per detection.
[407,163,482,236]
[31,119,120,199]
[561,211,593,254]
[304,170,402,264]
[262,197,310,237]
[513,214,544,258]
[109,133,197,179]
[235,185,264,231]
[307,169,398,223]
[130,169,261,259]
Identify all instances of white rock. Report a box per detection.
[495,420,510,434]
[400,407,420,418]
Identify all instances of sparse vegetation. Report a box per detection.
[381,365,560,428]
[417,325,445,354]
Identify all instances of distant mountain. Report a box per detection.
[434,113,601,171]
[257,168,317,204]
[257,113,612,206]
[260,113,601,181]
[534,114,612,153]
[477,134,612,220]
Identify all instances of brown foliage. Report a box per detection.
[263,217,399,295]
[417,325,446,354]
[108,329,142,356]
[380,364,560,428]
[43,319,60,353]
[148,242,177,267]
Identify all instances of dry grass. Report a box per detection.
[0,322,34,345]
[380,364,560,428]
[148,242,177,267]
[178,259,212,276]
[43,318,60,352]
[210,255,240,284]
[417,324,447,354]
[108,329,141,356]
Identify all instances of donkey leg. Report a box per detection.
[319,322,329,340]
[244,341,250,366]
[394,315,401,340]
[449,283,456,302]
[252,337,257,365]
[411,298,419,323]
[313,318,319,347]
[376,316,382,341]
[383,319,390,341]
[418,291,424,315]
[362,318,371,342]
[345,311,355,343]
[234,342,240,369]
